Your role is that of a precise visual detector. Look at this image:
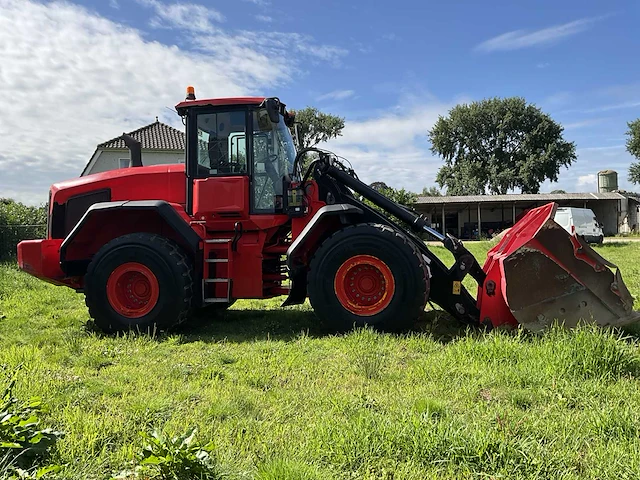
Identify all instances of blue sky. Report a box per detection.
[1,0,639,203]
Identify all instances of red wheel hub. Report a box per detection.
[334,255,395,316]
[106,262,159,318]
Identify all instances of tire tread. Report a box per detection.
[85,233,193,333]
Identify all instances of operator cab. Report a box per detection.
[176,90,297,215]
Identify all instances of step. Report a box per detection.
[205,258,229,263]
[205,238,232,244]
[203,298,230,304]
[204,278,229,283]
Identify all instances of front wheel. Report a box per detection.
[85,233,193,334]
[307,224,429,332]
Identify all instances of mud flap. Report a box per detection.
[479,203,640,332]
[281,273,307,307]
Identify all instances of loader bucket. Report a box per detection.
[478,202,640,332]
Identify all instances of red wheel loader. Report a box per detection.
[16,91,640,333]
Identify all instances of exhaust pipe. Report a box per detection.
[121,134,143,167]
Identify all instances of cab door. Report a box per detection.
[189,108,251,221]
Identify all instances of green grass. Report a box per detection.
[1,242,640,479]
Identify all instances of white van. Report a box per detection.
[554,207,604,244]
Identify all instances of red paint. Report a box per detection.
[17,239,82,289]
[334,255,395,316]
[52,164,186,206]
[17,98,340,306]
[193,176,249,218]
[106,262,160,318]
[63,203,193,263]
[479,203,558,329]
[569,234,606,272]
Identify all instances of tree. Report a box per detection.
[429,97,576,195]
[626,119,640,184]
[360,185,417,227]
[291,107,345,149]
[370,181,389,192]
[550,189,567,194]
[380,187,417,207]
[366,183,417,206]
[0,198,47,261]
[421,186,442,197]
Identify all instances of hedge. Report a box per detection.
[0,199,47,261]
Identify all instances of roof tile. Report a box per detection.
[98,120,185,150]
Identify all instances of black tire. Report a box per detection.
[85,233,193,334]
[307,223,429,332]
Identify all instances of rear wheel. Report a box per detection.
[85,233,193,333]
[308,224,429,332]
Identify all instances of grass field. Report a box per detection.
[2,242,640,479]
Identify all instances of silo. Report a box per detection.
[598,170,618,193]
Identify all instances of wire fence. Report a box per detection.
[0,225,46,261]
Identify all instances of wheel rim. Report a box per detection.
[106,262,159,318]
[334,254,395,316]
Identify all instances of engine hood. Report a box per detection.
[51,164,187,206]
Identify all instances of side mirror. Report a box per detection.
[284,110,296,127]
[264,98,280,124]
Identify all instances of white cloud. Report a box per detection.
[0,0,343,204]
[577,174,597,186]
[563,118,607,130]
[255,15,273,23]
[536,62,550,69]
[559,145,637,193]
[319,100,633,195]
[475,16,605,53]
[578,145,625,152]
[194,31,347,70]
[243,0,270,5]
[109,0,120,9]
[316,89,355,102]
[323,101,451,193]
[583,101,640,113]
[137,0,225,33]
[541,91,573,109]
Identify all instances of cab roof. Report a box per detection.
[175,97,266,116]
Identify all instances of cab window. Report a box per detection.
[251,109,295,213]
[196,111,247,175]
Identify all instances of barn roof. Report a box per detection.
[416,192,626,205]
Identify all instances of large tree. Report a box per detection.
[626,119,640,184]
[429,97,576,195]
[370,181,390,192]
[421,186,442,197]
[292,107,345,149]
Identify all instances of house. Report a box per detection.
[81,119,185,176]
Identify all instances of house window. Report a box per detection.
[119,158,131,169]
